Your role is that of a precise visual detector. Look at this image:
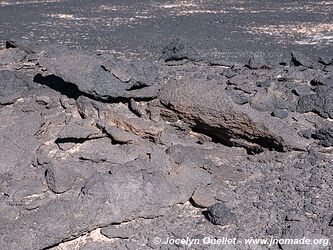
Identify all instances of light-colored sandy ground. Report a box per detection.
[0,0,63,5]
[247,23,333,45]
[53,228,115,250]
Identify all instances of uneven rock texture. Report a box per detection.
[0,41,332,250]
[159,80,309,152]
[37,46,160,101]
[298,84,333,119]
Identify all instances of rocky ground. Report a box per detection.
[0,39,332,249]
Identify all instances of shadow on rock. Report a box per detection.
[33,73,82,99]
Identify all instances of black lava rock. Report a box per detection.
[206,202,237,226]
[45,162,76,194]
[0,70,31,105]
[312,126,333,147]
[222,68,236,78]
[318,56,333,66]
[300,129,313,139]
[291,51,314,68]
[246,55,270,69]
[271,110,288,119]
[297,86,333,118]
[160,38,199,62]
[256,80,273,88]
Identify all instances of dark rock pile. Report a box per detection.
[0,40,332,249]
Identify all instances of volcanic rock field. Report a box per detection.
[0,37,332,249]
[0,1,332,249]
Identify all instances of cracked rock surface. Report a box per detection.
[0,41,332,250]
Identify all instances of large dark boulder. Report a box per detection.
[206,202,237,226]
[160,38,199,62]
[297,86,333,118]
